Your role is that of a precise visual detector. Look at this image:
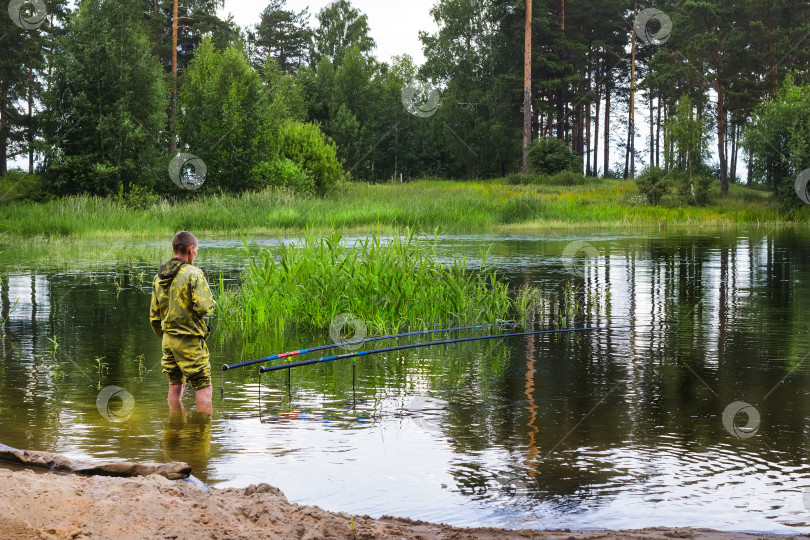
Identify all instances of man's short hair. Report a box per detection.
[172,231,198,255]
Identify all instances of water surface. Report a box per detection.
[2,229,810,533]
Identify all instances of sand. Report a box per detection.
[0,468,804,540]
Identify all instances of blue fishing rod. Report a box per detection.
[259,323,657,374]
[222,321,534,371]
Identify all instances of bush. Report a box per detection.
[670,170,711,206]
[117,183,160,210]
[635,166,668,204]
[604,165,625,179]
[0,171,44,200]
[275,121,343,196]
[250,158,315,194]
[527,137,582,175]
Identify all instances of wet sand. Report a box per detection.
[0,468,803,540]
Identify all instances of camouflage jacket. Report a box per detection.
[150,258,215,339]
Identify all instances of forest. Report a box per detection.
[2,0,810,207]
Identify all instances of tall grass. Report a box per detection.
[217,229,542,338]
[0,179,806,239]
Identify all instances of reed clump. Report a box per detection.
[217,229,542,338]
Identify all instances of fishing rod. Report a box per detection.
[259,323,657,374]
[222,321,534,371]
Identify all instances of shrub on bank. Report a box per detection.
[635,166,668,204]
[527,137,582,175]
[275,121,343,196]
[251,158,316,195]
[669,170,712,206]
[635,166,712,206]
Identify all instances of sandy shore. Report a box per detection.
[0,468,803,540]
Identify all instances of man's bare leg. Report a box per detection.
[195,385,213,414]
[168,384,186,414]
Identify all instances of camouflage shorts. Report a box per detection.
[161,333,211,391]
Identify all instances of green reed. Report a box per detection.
[217,229,542,339]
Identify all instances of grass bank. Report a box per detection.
[216,230,542,338]
[1,178,807,238]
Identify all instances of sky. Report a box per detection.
[218,0,439,65]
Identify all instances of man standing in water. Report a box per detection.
[150,231,216,413]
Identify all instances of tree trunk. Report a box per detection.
[623,124,629,179]
[586,99,591,176]
[717,81,728,194]
[649,92,654,171]
[731,122,739,183]
[655,92,661,168]
[0,91,7,176]
[593,69,600,177]
[747,149,753,186]
[603,79,610,178]
[522,0,532,174]
[28,67,34,174]
[170,0,179,152]
[628,0,637,178]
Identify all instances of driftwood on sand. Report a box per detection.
[0,443,191,480]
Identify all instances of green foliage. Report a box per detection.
[420,0,525,179]
[662,95,713,205]
[250,158,315,194]
[177,38,277,192]
[146,0,239,84]
[312,0,375,67]
[635,166,669,204]
[743,75,810,207]
[94,356,108,390]
[46,335,60,359]
[329,103,363,172]
[665,95,709,176]
[669,171,711,206]
[0,171,43,199]
[527,137,582,175]
[262,58,307,122]
[249,0,311,73]
[217,229,540,337]
[40,0,167,196]
[0,0,62,177]
[117,183,160,210]
[275,120,343,195]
